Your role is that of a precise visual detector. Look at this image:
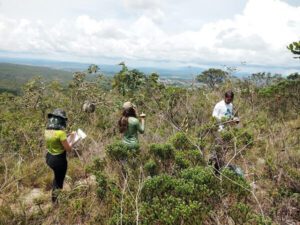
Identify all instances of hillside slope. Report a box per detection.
[0,63,73,93]
[0,67,299,224]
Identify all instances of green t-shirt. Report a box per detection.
[45,130,67,155]
[122,117,144,147]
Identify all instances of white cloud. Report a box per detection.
[0,0,299,68]
[122,0,161,10]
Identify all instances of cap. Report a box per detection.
[123,101,136,110]
[47,108,68,120]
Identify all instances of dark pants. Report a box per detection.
[46,151,67,202]
[210,132,227,175]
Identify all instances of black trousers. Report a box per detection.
[46,151,67,202]
[209,132,227,175]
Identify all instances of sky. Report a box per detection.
[0,0,299,72]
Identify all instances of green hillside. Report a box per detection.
[0,63,73,93]
[0,64,299,224]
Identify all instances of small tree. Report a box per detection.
[196,68,228,89]
[287,41,300,59]
[112,62,146,96]
[249,72,281,87]
[287,72,300,80]
[87,64,100,74]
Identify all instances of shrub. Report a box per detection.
[144,159,158,176]
[141,196,203,225]
[175,150,205,170]
[141,167,221,224]
[186,150,205,166]
[85,157,107,174]
[229,202,252,224]
[175,151,190,169]
[220,130,234,142]
[221,168,250,199]
[180,166,220,202]
[106,141,140,161]
[235,129,254,147]
[142,174,194,201]
[149,143,175,161]
[95,172,108,200]
[170,132,195,151]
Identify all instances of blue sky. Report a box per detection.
[0,0,299,72]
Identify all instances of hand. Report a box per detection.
[68,131,76,137]
[233,117,240,124]
[67,132,76,143]
[140,112,146,118]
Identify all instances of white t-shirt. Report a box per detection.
[212,100,233,131]
[212,100,233,120]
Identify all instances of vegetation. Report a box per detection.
[0,63,73,94]
[0,62,299,225]
[196,68,228,89]
[287,41,300,59]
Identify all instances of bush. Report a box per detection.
[170,132,195,151]
[229,202,273,225]
[220,130,234,142]
[149,143,175,161]
[142,175,194,201]
[141,196,203,225]
[175,151,190,169]
[106,141,140,161]
[235,129,254,147]
[141,175,202,224]
[180,166,220,203]
[221,168,250,199]
[229,202,252,224]
[185,150,205,166]
[140,167,221,224]
[144,159,158,176]
[95,172,108,200]
[175,150,205,170]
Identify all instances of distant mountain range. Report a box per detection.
[0,57,299,80]
[0,57,208,79]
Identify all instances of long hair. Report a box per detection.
[118,107,137,133]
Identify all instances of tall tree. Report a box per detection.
[112,62,146,96]
[196,68,228,89]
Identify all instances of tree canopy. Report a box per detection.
[196,68,228,89]
[287,41,300,59]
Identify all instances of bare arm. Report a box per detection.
[61,140,72,152]
[137,118,145,134]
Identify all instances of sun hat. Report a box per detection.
[123,101,136,110]
[47,109,68,120]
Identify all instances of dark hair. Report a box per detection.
[46,116,67,130]
[118,107,137,133]
[225,90,234,98]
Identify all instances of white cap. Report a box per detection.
[233,117,240,122]
[123,101,136,109]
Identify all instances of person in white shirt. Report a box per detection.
[210,90,239,173]
[212,90,239,131]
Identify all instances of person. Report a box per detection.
[118,102,145,149]
[45,109,73,203]
[212,90,239,131]
[211,91,239,173]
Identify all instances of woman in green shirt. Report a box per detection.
[118,102,145,148]
[45,109,72,203]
